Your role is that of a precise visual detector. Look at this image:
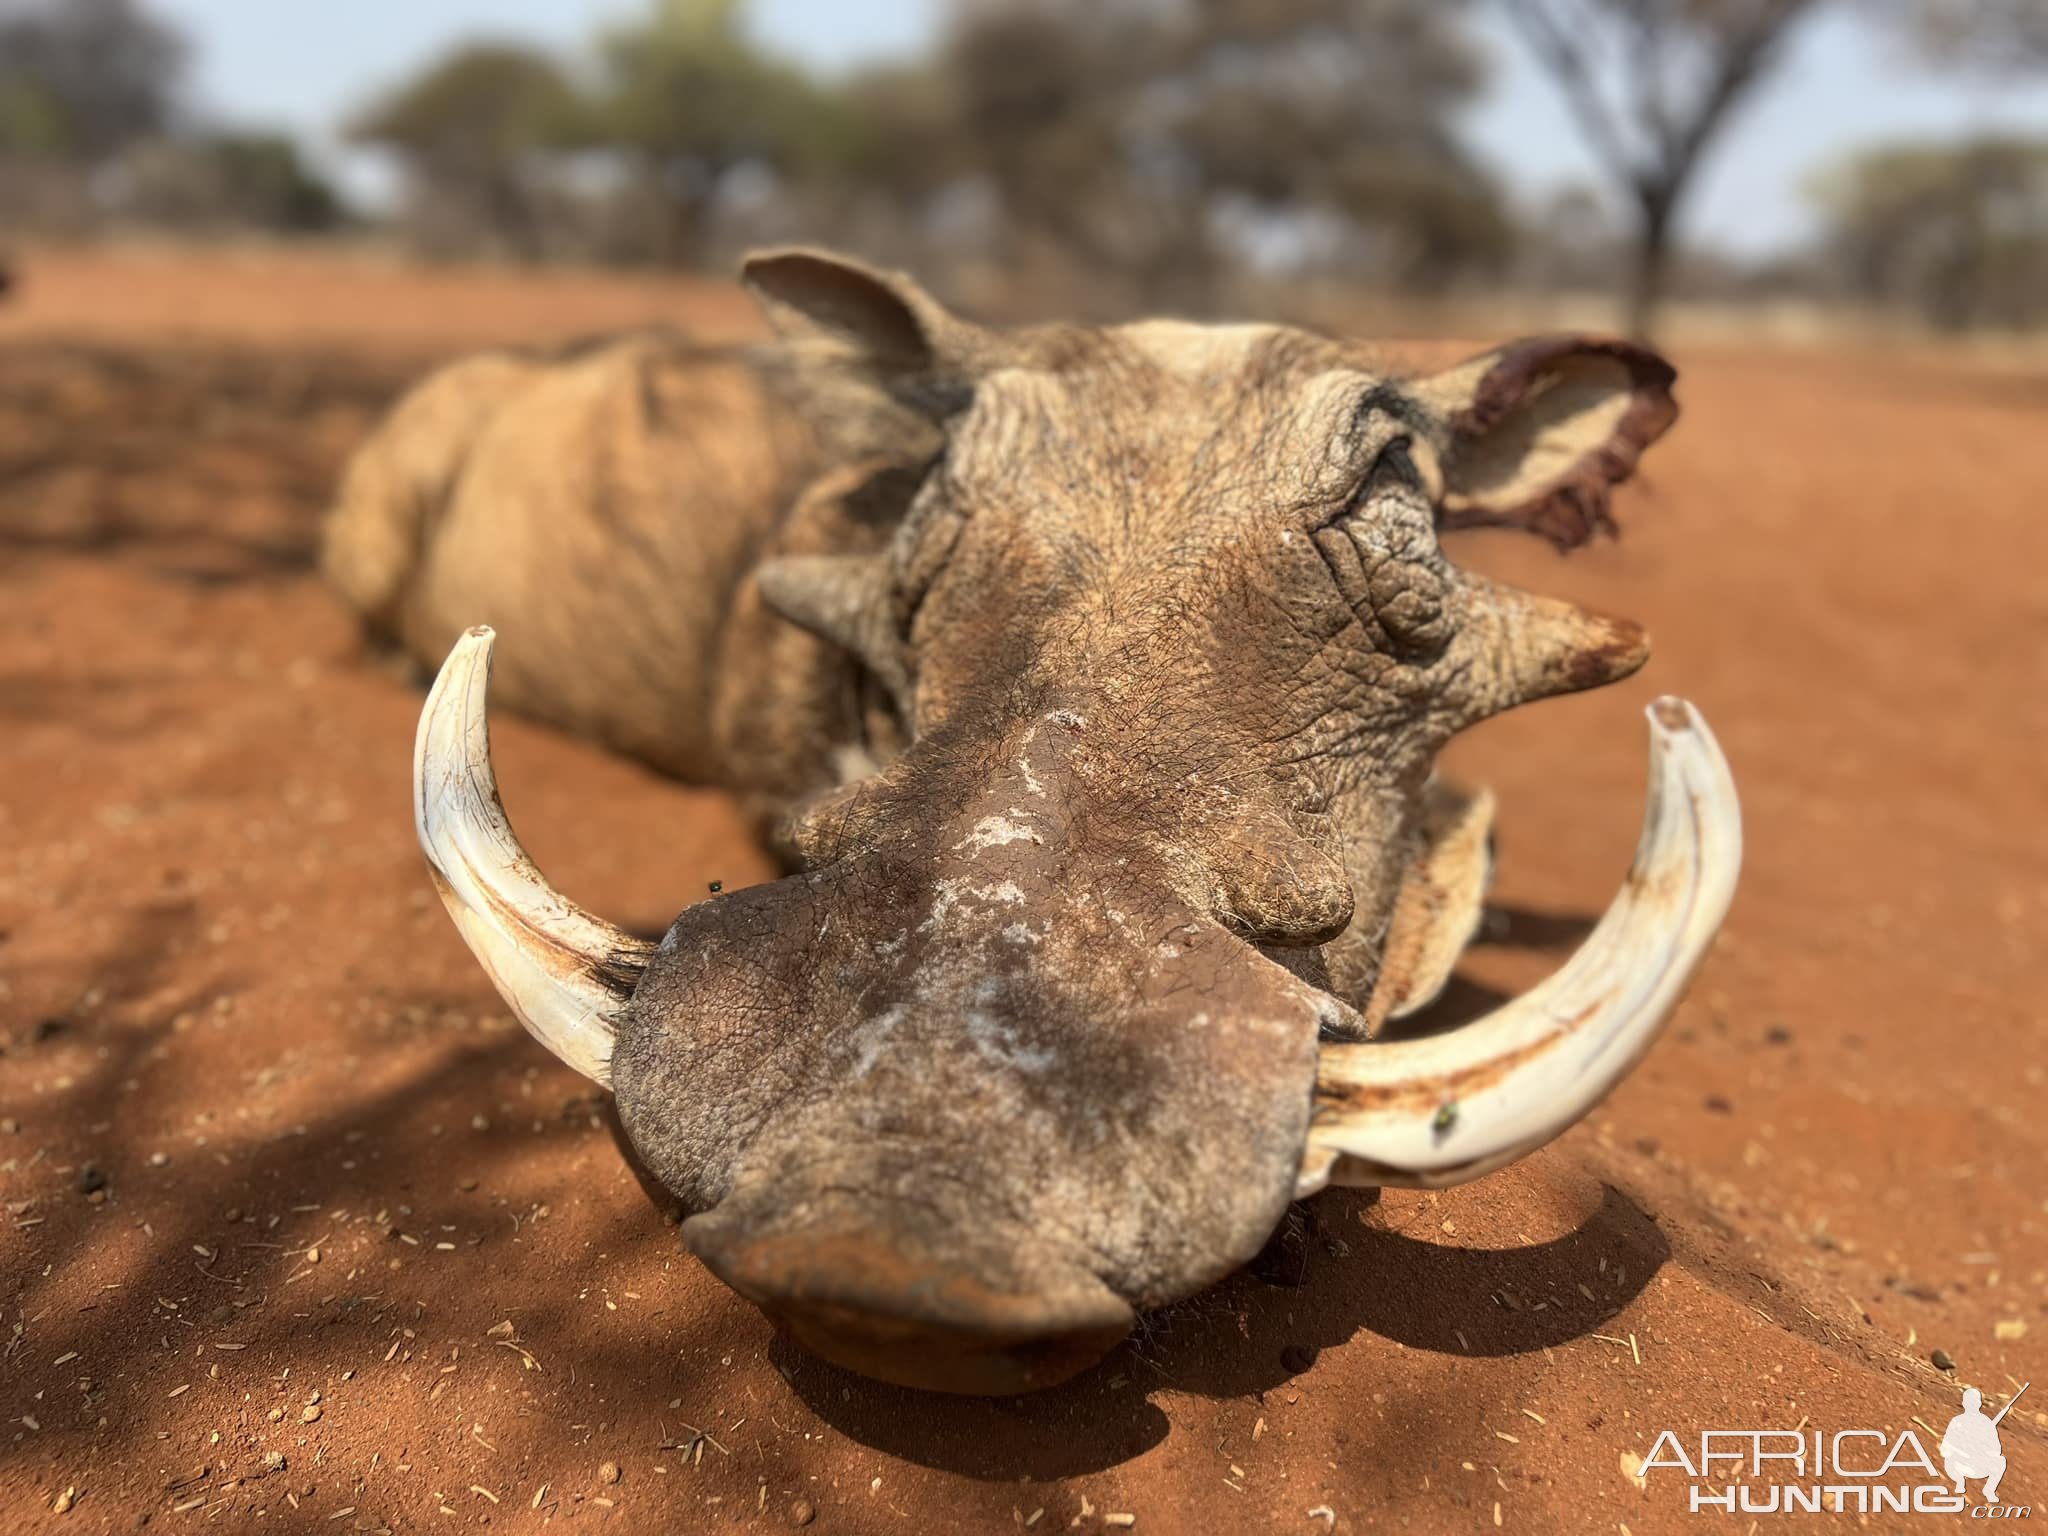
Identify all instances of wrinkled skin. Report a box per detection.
[332,251,1678,1392]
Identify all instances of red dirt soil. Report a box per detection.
[0,246,2042,1533]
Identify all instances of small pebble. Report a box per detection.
[789,1499,816,1527]
[1931,1348,1956,1372]
[299,1405,321,1424]
[0,1117,18,1134]
[148,1152,168,1167]
[52,1485,76,1513]
[598,1461,621,1485]
[76,1165,107,1196]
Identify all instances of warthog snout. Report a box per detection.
[602,711,1340,1392]
[686,1193,1134,1394]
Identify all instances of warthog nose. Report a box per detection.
[684,1202,1135,1395]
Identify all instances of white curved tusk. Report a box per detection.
[1298,697,1740,1196]
[413,626,653,1087]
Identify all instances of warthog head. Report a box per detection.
[414,252,1740,1393]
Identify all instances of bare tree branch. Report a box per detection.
[1495,0,1821,334]
[1502,0,1639,183]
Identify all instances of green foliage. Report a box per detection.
[0,0,344,235]
[1890,0,2048,72]
[348,2,865,262]
[0,0,185,162]
[829,62,965,205]
[196,132,345,231]
[932,0,1506,297]
[344,0,1506,289]
[1811,135,2048,329]
[0,78,70,157]
[585,0,858,177]
[116,130,345,232]
[349,42,586,174]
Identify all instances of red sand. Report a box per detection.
[0,247,2041,1532]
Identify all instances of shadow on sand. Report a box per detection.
[0,341,416,587]
[769,1186,1667,1480]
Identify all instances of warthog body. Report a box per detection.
[323,335,846,816]
[336,252,1740,1393]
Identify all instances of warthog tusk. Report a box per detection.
[1298,697,1740,1196]
[414,626,652,1087]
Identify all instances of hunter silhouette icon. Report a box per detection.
[1943,1382,2028,1503]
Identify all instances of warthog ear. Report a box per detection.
[742,247,993,407]
[1412,337,1678,551]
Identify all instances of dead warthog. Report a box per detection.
[341,251,1740,1394]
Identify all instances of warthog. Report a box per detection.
[337,251,1741,1393]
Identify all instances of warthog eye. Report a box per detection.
[1315,435,1423,533]
[1311,436,1451,664]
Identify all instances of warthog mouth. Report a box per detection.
[413,626,1740,1393]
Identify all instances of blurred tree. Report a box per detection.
[834,62,969,210]
[1810,135,2048,329]
[1497,0,1821,337]
[350,43,586,258]
[770,60,975,269]
[1888,0,2048,69]
[201,134,346,231]
[936,0,1505,308]
[1165,0,1508,293]
[118,131,345,233]
[0,0,344,242]
[586,0,858,264]
[0,0,185,161]
[940,0,1189,296]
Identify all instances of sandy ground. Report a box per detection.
[0,246,2042,1533]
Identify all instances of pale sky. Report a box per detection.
[150,0,2048,258]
